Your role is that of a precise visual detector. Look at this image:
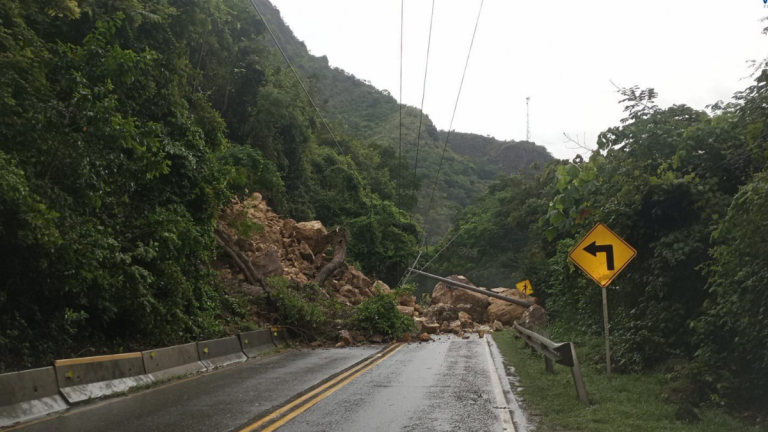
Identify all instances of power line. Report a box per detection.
[399,0,485,285]
[418,214,477,272]
[411,0,436,195]
[248,0,376,227]
[419,0,485,249]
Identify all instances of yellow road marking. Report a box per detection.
[54,352,142,366]
[6,349,292,431]
[240,343,403,432]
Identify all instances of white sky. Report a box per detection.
[270,0,767,159]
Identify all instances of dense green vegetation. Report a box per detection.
[260,277,414,341]
[432,76,768,415]
[494,330,761,432]
[0,0,422,371]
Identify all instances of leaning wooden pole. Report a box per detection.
[409,269,533,307]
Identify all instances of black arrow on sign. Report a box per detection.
[583,241,615,271]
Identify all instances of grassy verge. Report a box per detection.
[493,330,763,432]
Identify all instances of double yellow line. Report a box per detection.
[240,343,404,432]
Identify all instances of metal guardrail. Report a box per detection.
[513,322,589,405]
[408,269,534,308]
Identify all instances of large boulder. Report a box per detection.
[338,330,353,347]
[344,266,373,291]
[458,311,474,329]
[431,275,490,323]
[426,304,459,324]
[282,219,297,238]
[422,323,440,335]
[487,288,532,326]
[372,280,392,294]
[520,304,549,329]
[294,221,328,255]
[397,305,414,317]
[254,246,282,278]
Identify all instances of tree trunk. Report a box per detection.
[313,228,347,286]
[214,228,261,287]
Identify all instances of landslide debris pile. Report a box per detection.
[413,275,548,341]
[214,193,389,309]
[213,196,545,346]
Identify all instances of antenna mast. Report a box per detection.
[526,96,531,141]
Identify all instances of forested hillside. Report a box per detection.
[252,0,553,242]
[0,0,421,370]
[430,80,768,415]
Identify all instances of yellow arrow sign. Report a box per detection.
[568,222,637,288]
[515,280,534,295]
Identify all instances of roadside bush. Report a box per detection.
[688,172,768,413]
[265,277,353,341]
[354,283,414,339]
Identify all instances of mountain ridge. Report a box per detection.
[254,0,555,240]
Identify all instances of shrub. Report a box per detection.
[354,283,414,339]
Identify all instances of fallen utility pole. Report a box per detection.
[408,269,534,308]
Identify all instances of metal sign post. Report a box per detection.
[601,286,611,380]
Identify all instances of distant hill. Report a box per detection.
[254,0,553,241]
[442,132,554,178]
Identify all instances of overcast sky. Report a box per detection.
[270,0,767,159]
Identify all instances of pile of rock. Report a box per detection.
[215,193,388,304]
[415,274,549,339]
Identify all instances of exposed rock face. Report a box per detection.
[431,276,490,323]
[520,304,549,329]
[487,288,532,326]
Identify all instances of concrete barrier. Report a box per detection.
[238,330,275,358]
[141,343,206,381]
[271,326,288,348]
[196,337,247,370]
[54,353,153,404]
[0,367,68,427]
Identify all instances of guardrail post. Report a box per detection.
[570,344,589,405]
[513,322,589,405]
[543,331,554,374]
[544,357,555,374]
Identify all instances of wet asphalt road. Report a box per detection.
[278,335,514,432]
[14,347,381,432]
[12,336,521,432]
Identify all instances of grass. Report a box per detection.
[493,330,764,432]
